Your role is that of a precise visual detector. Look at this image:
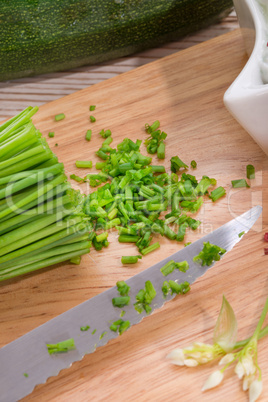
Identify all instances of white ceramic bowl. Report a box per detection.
[224,0,268,155]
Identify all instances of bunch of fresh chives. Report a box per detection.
[0,107,91,282]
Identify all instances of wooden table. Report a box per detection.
[2,9,268,402]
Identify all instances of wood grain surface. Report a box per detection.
[1,29,268,402]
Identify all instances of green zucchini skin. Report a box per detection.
[0,0,233,81]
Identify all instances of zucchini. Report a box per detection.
[0,0,233,81]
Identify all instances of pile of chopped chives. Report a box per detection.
[0,107,91,282]
[78,121,226,257]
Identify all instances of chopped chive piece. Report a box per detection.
[80,325,90,331]
[121,255,141,264]
[90,105,96,111]
[187,217,201,230]
[170,156,188,172]
[168,280,181,295]
[238,231,245,238]
[163,224,177,240]
[174,261,189,272]
[140,242,160,256]
[169,280,190,295]
[145,120,160,133]
[75,160,93,169]
[70,174,84,183]
[106,218,121,229]
[86,130,92,141]
[46,338,76,354]
[110,319,130,335]
[92,329,97,335]
[180,197,203,213]
[176,222,188,242]
[110,321,121,332]
[96,231,108,242]
[90,115,96,123]
[184,242,192,247]
[70,256,81,265]
[160,260,175,276]
[193,241,226,266]
[23,373,29,378]
[99,129,111,138]
[151,165,166,173]
[157,141,165,159]
[246,164,255,179]
[162,281,170,297]
[118,235,139,243]
[144,121,167,155]
[95,150,108,160]
[99,331,107,340]
[107,208,118,220]
[120,310,126,317]
[48,132,55,138]
[111,321,122,331]
[116,281,130,296]
[95,162,106,170]
[190,160,197,169]
[209,186,226,202]
[195,176,213,195]
[119,320,130,335]
[85,172,109,187]
[134,280,156,314]
[160,260,189,276]
[55,143,58,146]
[103,135,113,146]
[55,113,65,121]
[231,179,250,188]
[112,296,130,308]
[162,280,190,297]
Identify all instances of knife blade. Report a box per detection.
[0,205,262,402]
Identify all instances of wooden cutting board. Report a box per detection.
[1,29,268,402]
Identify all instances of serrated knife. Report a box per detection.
[0,205,262,402]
